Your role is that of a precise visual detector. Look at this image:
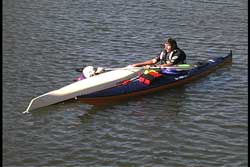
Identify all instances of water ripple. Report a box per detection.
[3,0,248,166]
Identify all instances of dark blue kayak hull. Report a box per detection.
[78,51,232,105]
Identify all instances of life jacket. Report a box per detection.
[167,49,186,64]
[159,50,167,65]
[159,49,186,65]
[138,69,162,85]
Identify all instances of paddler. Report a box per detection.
[129,37,186,67]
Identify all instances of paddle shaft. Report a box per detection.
[75,65,193,73]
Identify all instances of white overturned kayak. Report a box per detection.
[24,67,142,113]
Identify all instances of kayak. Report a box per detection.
[24,50,232,112]
[24,67,143,113]
[77,51,232,105]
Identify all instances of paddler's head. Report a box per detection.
[164,37,177,53]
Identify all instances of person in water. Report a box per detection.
[130,38,186,67]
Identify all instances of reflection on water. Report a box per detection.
[78,85,188,123]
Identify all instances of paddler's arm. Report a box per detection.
[157,61,173,67]
[130,58,158,67]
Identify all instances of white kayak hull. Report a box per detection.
[24,68,141,113]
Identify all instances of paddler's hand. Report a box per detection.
[143,65,151,69]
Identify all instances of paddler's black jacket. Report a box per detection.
[155,48,186,65]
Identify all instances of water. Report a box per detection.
[3,0,248,166]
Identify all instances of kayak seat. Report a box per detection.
[160,69,188,75]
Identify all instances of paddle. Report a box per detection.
[75,64,193,73]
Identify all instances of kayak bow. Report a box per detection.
[24,67,142,113]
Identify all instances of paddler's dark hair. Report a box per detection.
[165,37,178,49]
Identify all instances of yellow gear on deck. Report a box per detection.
[143,69,157,75]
